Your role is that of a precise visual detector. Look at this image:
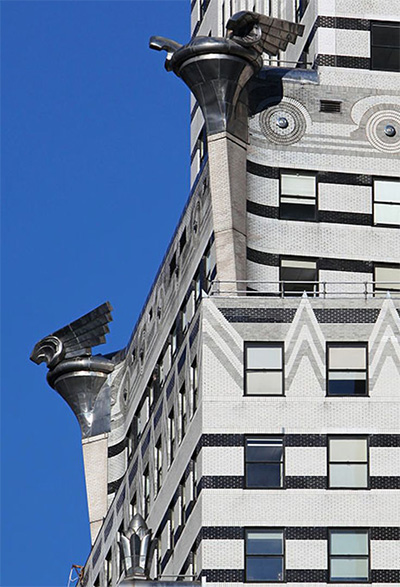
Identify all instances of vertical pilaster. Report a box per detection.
[82,433,109,543]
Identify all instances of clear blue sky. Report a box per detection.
[2,2,190,585]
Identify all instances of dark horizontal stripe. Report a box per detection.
[286,476,326,489]
[371,476,400,489]
[318,16,370,30]
[371,570,400,583]
[370,434,400,447]
[107,476,124,495]
[287,569,327,582]
[247,199,278,219]
[319,257,373,273]
[319,210,372,225]
[286,434,327,447]
[371,527,400,540]
[198,476,244,490]
[247,160,279,179]
[286,527,328,540]
[202,434,243,447]
[316,54,370,69]
[247,162,373,187]
[314,308,380,323]
[202,569,328,583]
[247,247,280,266]
[220,307,296,323]
[201,570,244,582]
[108,438,126,458]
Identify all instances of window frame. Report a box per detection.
[370,21,400,72]
[244,342,285,397]
[280,256,319,296]
[328,436,370,490]
[245,528,285,583]
[245,435,285,489]
[373,177,400,228]
[328,528,370,583]
[326,342,368,397]
[279,170,318,222]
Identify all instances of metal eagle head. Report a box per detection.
[226,10,304,56]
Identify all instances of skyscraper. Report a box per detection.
[32,1,400,586]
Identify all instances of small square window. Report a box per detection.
[374,264,400,293]
[327,344,368,396]
[280,172,316,221]
[280,258,318,296]
[245,529,285,582]
[374,179,400,226]
[329,530,369,582]
[245,343,284,395]
[328,437,369,488]
[245,437,284,488]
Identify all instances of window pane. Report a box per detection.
[247,438,283,462]
[281,174,315,197]
[247,371,283,395]
[280,202,316,221]
[330,464,368,487]
[247,346,282,369]
[329,347,366,370]
[328,379,367,395]
[372,46,400,71]
[330,558,369,581]
[375,266,400,290]
[330,531,368,555]
[375,180,400,203]
[281,259,316,269]
[330,438,367,461]
[246,557,284,581]
[247,531,283,554]
[374,203,400,225]
[246,463,282,487]
[372,23,400,47]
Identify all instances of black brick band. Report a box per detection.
[108,438,126,457]
[220,307,296,323]
[314,308,380,323]
[316,54,370,69]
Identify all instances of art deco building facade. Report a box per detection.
[32,1,400,586]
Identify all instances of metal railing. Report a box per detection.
[209,281,400,300]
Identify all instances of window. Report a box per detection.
[130,493,137,519]
[104,549,113,587]
[328,437,369,488]
[245,437,284,488]
[168,409,176,464]
[179,478,186,525]
[190,455,198,502]
[180,228,187,253]
[245,343,284,395]
[179,384,187,441]
[327,344,367,396]
[280,258,318,295]
[329,530,369,582]
[280,172,316,220]
[245,529,284,582]
[374,264,400,293]
[374,179,400,226]
[167,505,174,549]
[155,439,163,495]
[371,21,400,72]
[190,359,199,416]
[143,467,150,517]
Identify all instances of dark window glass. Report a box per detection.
[281,258,318,296]
[245,438,283,488]
[371,22,400,72]
[280,173,316,221]
[246,530,284,582]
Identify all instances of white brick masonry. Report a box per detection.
[370,447,400,477]
[202,489,400,527]
[371,540,400,570]
[318,184,372,214]
[285,447,327,476]
[201,539,244,569]
[201,447,244,476]
[335,0,400,20]
[246,173,278,206]
[286,540,327,570]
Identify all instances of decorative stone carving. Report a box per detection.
[259,100,307,145]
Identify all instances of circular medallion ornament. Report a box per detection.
[366,110,400,152]
[259,102,307,145]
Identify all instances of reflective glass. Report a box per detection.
[330,531,368,555]
[330,464,368,487]
[247,371,283,395]
[375,266,400,291]
[246,557,283,581]
[330,438,367,461]
[246,463,282,487]
[330,558,369,581]
[328,379,367,395]
[372,23,400,47]
[281,174,315,197]
[247,531,283,554]
[374,203,400,225]
[247,346,282,369]
[375,180,400,203]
